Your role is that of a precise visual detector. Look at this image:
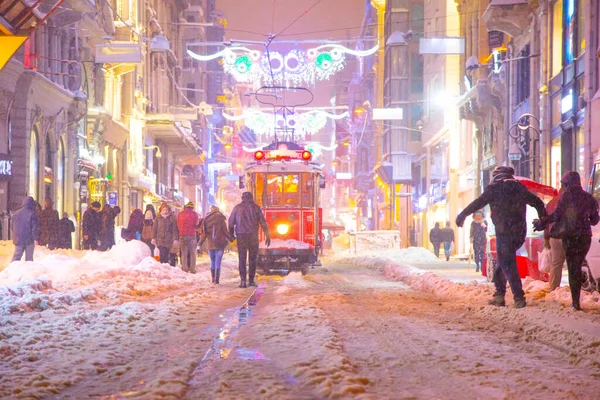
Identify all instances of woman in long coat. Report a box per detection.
[201,205,233,284]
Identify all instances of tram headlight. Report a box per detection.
[276,223,290,235]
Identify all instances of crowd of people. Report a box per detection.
[10,191,272,289]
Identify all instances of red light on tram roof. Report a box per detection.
[301,150,312,160]
[254,150,265,160]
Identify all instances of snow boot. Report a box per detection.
[239,279,247,288]
[215,269,220,284]
[514,297,527,309]
[488,293,506,307]
[210,269,215,283]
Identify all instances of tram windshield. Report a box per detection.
[254,172,314,207]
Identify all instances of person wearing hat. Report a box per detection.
[82,201,102,250]
[535,171,600,310]
[201,205,233,284]
[39,197,59,249]
[456,166,546,308]
[152,203,179,264]
[229,192,271,288]
[470,210,488,273]
[177,201,199,273]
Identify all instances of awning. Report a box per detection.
[103,118,129,148]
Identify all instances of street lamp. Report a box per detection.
[142,145,162,159]
[508,113,540,179]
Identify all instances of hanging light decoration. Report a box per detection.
[187,44,379,87]
[223,109,349,139]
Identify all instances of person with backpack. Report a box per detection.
[201,205,233,284]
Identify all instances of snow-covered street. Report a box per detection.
[2,243,600,399]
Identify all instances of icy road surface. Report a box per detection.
[2,243,600,399]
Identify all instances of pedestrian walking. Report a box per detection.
[177,202,199,273]
[152,203,179,264]
[56,212,75,249]
[39,198,59,249]
[543,190,566,292]
[99,205,120,251]
[11,196,39,262]
[535,171,600,310]
[440,222,455,261]
[82,201,102,250]
[470,211,488,272]
[429,222,442,258]
[122,208,144,241]
[456,166,546,308]
[201,205,233,284]
[142,204,156,252]
[228,192,271,288]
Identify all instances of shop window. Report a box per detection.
[576,126,585,182]
[301,173,314,207]
[551,137,562,189]
[551,94,562,126]
[551,0,563,77]
[57,140,65,214]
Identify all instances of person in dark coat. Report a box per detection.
[57,212,76,249]
[100,205,120,251]
[201,205,233,284]
[122,209,144,241]
[429,222,442,258]
[456,166,546,308]
[11,196,39,262]
[440,222,455,261]
[39,198,59,249]
[470,211,488,272]
[82,201,102,250]
[535,171,600,310]
[229,192,271,288]
[544,190,566,292]
[152,203,179,264]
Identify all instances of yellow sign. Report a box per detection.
[216,95,227,104]
[0,36,27,71]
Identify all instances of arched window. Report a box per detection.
[57,139,65,214]
[45,134,52,200]
[29,126,39,200]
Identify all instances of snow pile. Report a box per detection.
[333,246,440,265]
[336,247,600,310]
[332,233,350,251]
[0,241,239,314]
[259,238,311,249]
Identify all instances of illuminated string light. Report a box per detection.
[223,110,350,139]
[187,44,378,86]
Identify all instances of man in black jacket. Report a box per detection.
[429,222,442,258]
[82,201,102,250]
[456,166,546,308]
[229,192,271,288]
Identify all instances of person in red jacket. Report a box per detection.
[177,201,199,273]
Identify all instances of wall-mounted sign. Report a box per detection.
[0,154,12,180]
[107,191,118,206]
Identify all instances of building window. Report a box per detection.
[577,0,586,57]
[516,45,531,105]
[552,0,563,77]
[45,135,53,200]
[29,126,39,200]
[565,0,575,64]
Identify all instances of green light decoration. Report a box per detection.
[234,55,252,74]
[106,172,113,181]
[316,53,333,70]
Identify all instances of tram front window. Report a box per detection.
[266,174,300,206]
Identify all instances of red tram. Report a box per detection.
[242,142,324,274]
